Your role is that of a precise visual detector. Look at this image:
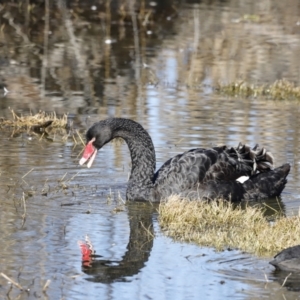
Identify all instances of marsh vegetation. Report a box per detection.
[216,79,300,100]
[159,197,300,257]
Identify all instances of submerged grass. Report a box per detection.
[216,79,300,100]
[159,196,300,257]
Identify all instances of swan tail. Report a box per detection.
[236,143,274,174]
[242,163,290,200]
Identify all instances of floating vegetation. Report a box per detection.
[216,79,300,100]
[159,196,300,257]
[0,109,68,130]
[0,109,85,144]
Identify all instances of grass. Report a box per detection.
[0,109,86,144]
[216,79,300,100]
[159,196,300,257]
[0,109,69,129]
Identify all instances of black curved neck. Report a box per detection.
[110,119,156,200]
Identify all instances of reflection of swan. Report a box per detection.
[270,245,300,291]
[79,118,290,202]
[78,202,156,283]
[271,269,300,292]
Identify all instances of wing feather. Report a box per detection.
[153,144,273,198]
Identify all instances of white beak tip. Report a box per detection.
[79,157,86,166]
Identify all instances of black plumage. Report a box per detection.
[79,118,290,202]
[270,245,300,271]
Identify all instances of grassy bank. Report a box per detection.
[159,196,300,257]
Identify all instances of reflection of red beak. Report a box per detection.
[78,235,95,267]
[79,138,97,168]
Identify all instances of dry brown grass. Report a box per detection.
[216,79,300,100]
[159,196,300,257]
[0,109,68,129]
[0,109,86,144]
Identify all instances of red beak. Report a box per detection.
[79,138,97,168]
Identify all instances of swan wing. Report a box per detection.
[153,147,233,193]
[153,144,272,194]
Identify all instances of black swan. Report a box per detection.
[270,245,300,272]
[79,118,290,202]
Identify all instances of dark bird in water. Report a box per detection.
[270,245,300,272]
[79,118,290,202]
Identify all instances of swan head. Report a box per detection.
[79,121,113,168]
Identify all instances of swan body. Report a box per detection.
[79,118,290,202]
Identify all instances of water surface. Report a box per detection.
[1,0,300,299]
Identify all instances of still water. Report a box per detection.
[1,0,300,299]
